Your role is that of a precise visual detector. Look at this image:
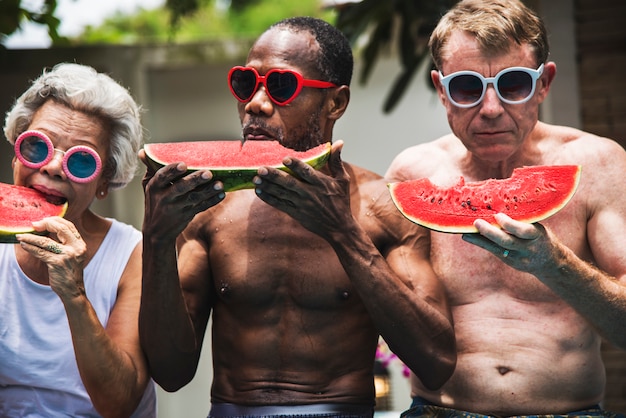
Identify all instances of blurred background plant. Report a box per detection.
[1,0,457,112]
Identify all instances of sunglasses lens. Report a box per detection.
[448,74,484,106]
[266,72,299,104]
[230,69,258,101]
[19,135,50,164]
[497,71,533,102]
[65,150,98,179]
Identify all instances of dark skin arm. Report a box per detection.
[138,150,224,391]
[253,141,456,389]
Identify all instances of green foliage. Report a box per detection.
[335,0,458,113]
[0,0,68,45]
[1,0,457,113]
[0,0,22,37]
[78,9,170,44]
[166,0,202,27]
[1,0,333,46]
[224,0,335,39]
[74,0,334,45]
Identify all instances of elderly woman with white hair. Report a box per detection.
[0,63,156,418]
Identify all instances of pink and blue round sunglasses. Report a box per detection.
[14,130,103,183]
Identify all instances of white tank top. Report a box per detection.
[0,219,156,417]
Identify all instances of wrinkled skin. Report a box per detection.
[386,30,626,415]
[10,100,151,417]
[139,26,456,410]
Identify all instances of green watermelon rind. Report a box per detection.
[0,230,50,244]
[144,141,331,192]
[0,184,68,243]
[388,165,582,234]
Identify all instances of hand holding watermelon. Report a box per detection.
[15,216,89,298]
[253,141,352,239]
[0,183,68,243]
[462,212,550,272]
[388,165,581,233]
[139,149,226,242]
[139,139,332,241]
[142,140,330,192]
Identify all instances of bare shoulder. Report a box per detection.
[345,162,429,247]
[385,134,461,181]
[545,124,626,177]
[539,123,626,218]
[343,162,387,205]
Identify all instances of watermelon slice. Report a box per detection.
[0,183,68,243]
[144,140,331,192]
[388,165,581,233]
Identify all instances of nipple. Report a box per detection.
[219,282,230,295]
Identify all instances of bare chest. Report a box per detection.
[203,198,359,310]
[431,233,555,306]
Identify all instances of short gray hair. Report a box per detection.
[429,0,549,71]
[4,63,144,190]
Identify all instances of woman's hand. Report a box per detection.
[16,216,88,299]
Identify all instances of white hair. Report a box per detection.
[4,63,144,190]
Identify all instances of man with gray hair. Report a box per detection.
[386,1,626,416]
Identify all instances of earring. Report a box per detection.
[100,191,105,197]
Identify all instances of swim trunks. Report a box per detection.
[209,402,374,418]
[401,396,626,418]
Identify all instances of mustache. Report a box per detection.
[242,119,283,140]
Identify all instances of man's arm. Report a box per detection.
[138,152,224,391]
[253,141,456,389]
[327,207,456,390]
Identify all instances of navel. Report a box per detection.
[497,366,511,375]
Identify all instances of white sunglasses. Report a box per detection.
[439,64,544,108]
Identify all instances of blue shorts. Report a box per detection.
[209,402,374,418]
[401,396,626,418]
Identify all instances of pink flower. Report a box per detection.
[376,339,409,379]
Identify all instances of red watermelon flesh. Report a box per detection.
[388,165,581,233]
[0,183,68,243]
[144,140,331,192]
